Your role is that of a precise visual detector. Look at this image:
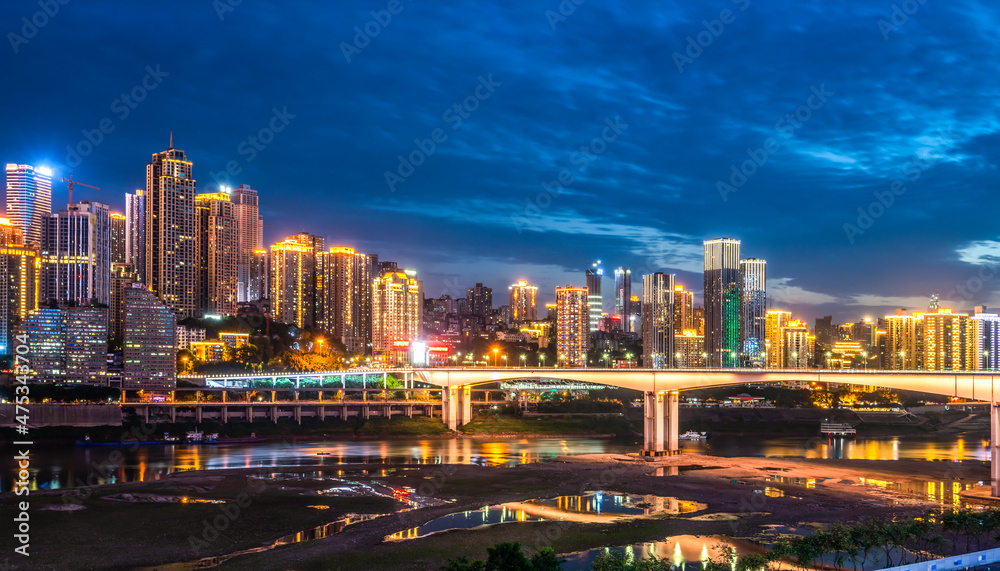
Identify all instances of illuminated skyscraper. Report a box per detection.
[641,272,675,368]
[555,285,588,367]
[0,230,39,354]
[5,163,52,246]
[124,283,176,391]
[20,306,108,384]
[467,283,492,316]
[509,280,538,322]
[110,263,139,341]
[125,190,145,282]
[704,238,741,367]
[110,212,126,264]
[674,330,704,368]
[784,320,811,369]
[372,270,421,358]
[765,310,790,368]
[270,237,315,328]
[230,184,264,302]
[326,246,373,353]
[972,307,1000,370]
[673,284,694,333]
[740,258,766,367]
[195,192,238,316]
[884,310,923,370]
[145,138,198,318]
[923,308,975,371]
[293,233,326,329]
[249,249,268,302]
[613,267,631,332]
[42,201,112,306]
[586,263,603,336]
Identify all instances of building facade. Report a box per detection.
[555,285,588,367]
[614,267,631,332]
[509,280,538,322]
[923,308,975,371]
[125,190,145,283]
[704,238,742,367]
[764,310,791,369]
[372,270,422,358]
[196,192,238,316]
[641,272,675,368]
[5,163,51,246]
[20,306,108,383]
[230,184,264,302]
[0,239,39,354]
[269,237,315,328]
[124,283,177,391]
[325,246,372,354]
[467,283,492,316]
[110,263,139,340]
[42,201,112,306]
[740,258,766,367]
[586,264,603,336]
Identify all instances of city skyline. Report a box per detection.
[5,2,1000,323]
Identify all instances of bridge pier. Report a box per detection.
[642,391,679,456]
[993,402,999,497]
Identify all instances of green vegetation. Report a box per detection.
[460,410,633,435]
[443,542,562,570]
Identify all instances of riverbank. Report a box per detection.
[1,451,991,570]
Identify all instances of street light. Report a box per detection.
[520,354,526,367]
[539,354,546,367]
[603,352,610,368]
[702,352,708,368]
[861,351,868,371]
[492,348,499,368]
[502,355,508,367]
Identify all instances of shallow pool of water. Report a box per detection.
[560,535,762,570]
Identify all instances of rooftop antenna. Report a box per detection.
[169,131,174,148]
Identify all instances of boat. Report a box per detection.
[201,433,267,445]
[75,433,182,447]
[185,430,204,442]
[820,422,857,436]
[678,431,707,441]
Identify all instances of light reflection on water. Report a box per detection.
[6,434,990,491]
[561,535,761,571]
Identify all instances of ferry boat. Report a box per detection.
[678,431,708,441]
[819,422,857,436]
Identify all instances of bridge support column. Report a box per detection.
[666,391,679,454]
[444,387,458,431]
[222,406,227,423]
[196,406,202,424]
[993,402,999,497]
[170,407,176,423]
[643,391,680,456]
[319,405,325,421]
[461,386,472,426]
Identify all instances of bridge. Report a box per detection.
[187,367,1000,496]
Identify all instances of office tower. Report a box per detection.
[195,192,238,316]
[555,285,588,367]
[145,138,198,318]
[0,233,39,353]
[20,306,108,383]
[693,306,704,336]
[42,201,112,306]
[293,232,325,328]
[270,237,315,328]
[704,238,742,367]
[249,249,268,302]
[109,212,126,264]
[124,283,177,391]
[884,310,923,370]
[852,317,877,351]
[372,270,421,357]
[814,315,834,348]
[545,302,557,320]
[110,263,138,340]
[765,310,791,368]
[674,330,704,368]
[641,272,675,368]
[614,267,631,332]
[5,163,52,246]
[230,184,264,302]
[673,284,694,334]
[972,308,1000,370]
[784,320,811,369]
[923,308,975,371]
[326,246,373,353]
[125,190,145,282]
[628,295,641,335]
[586,263,603,335]
[467,283,492,316]
[509,280,538,322]
[740,258,766,367]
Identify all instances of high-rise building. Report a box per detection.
[110,263,139,340]
[195,192,238,316]
[249,249,268,302]
[230,184,264,302]
[125,190,145,283]
[372,270,421,358]
[20,306,108,383]
[784,319,811,369]
[269,237,315,328]
[5,163,52,246]
[884,310,923,370]
[145,138,198,318]
[555,286,588,367]
[674,329,704,368]
[972,308,1000,370]
[326,246,372,354]
[923,308,975,371]
[110,212,126,265]
[642,272,675,368]
[42,201,112,306]
[545,302,557,320]
[509,280,538,322]
[293,233,325,328]
[765,310,791,368]
[673,284,694,334]
[586,263,603,336]
[0,230,39,354]
[613,267,631,332]
[704,238,741,367]
[740,258,766,367]
[467,283,492,316]
[124,283,176,391]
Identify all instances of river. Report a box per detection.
[5,433,990,492]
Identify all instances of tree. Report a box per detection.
[441,542,562,570]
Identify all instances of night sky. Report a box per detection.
[3,1,999,323]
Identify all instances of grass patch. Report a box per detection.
[357,416,451,435]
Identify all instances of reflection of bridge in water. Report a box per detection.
[173,367,1000,496]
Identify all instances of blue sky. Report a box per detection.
[3,0,1000,322]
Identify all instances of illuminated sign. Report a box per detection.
[392,340,410,348]
[428,345,450,353]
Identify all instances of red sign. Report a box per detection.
[392,340,410,349]
[428,345,450,353]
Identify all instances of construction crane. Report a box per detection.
[61,175,100,206]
